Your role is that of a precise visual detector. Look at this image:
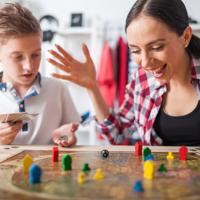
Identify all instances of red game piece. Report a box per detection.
[52,146,59,162]
[179,146,188,160]
[135,141,142,156]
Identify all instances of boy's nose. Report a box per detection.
[23,59,34,71]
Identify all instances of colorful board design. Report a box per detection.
[1,148,200,199]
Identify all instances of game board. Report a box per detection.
[0,145,200,200]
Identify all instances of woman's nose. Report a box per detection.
[140,54,151,69]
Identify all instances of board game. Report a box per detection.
[0,145,200,200]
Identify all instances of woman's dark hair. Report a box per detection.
[125,0,200,58]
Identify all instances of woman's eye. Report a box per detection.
[151,45,164,51]
[131,49,140,54]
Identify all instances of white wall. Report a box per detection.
[2,0,200,31]
[8,0,200,26]
[183,0,200,22]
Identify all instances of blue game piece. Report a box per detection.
[29,164,42,184]
[133,180,144,192]
[144,154,154,161]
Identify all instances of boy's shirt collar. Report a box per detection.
[0,72,42,100]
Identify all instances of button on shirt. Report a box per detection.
[96,56,200,145]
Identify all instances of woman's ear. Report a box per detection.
[182,26,192,48]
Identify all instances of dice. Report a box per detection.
[101,149,109,158]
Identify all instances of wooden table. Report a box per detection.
[0,145,200,200]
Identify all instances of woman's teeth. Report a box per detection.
[152,64,167,78]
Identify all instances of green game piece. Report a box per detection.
[62,154,72,171]
[143,147,151,157]
[158,164,167,172]
[82,163,91,173]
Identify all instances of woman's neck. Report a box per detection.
[168,52,191,90]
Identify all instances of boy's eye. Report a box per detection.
[32,53,41,58]
[15,55,23,60]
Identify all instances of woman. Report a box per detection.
[48,0,200,146]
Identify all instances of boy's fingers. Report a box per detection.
[67,135,77,146]
[59,140,69,147]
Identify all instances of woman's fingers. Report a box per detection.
[82,43,92,62]
[48,58,71,73]
[52,73,76,83]
[48,49,70,66]
[55,44,75,62]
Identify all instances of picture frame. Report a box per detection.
[70,13,83,27]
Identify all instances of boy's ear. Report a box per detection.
[182,26,192,48]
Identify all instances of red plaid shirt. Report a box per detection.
[96,56,200,145]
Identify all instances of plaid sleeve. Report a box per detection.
[96,79,138,145]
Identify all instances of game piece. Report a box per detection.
[52,146,59,162]
[135,141,142,156]
[23,154,33,174]
[166,152,174,160]
[144,154,154,161]
[82,163,91,173]
[143,160,154,180]
[62,154,72,171]
[93,168,105,180]
[29,164,42,184]
[77,172,86,184]
[158,164,167,172]
[133,180,144,192]
[143,147,151,157]
[179,146,188,161]
[101,149,109,158]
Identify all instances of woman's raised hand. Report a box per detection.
[48,44,97,90]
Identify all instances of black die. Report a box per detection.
[101,149,109,158]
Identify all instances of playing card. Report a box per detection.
[0,112,39,123]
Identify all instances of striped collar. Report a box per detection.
[0,72,42,100]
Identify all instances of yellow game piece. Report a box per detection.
[93,168,105,180]
[143,160,154,180]
[77,172,86,184]
[166,152,174,160]
[23,154,33,174]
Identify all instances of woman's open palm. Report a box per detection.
[48,44,97,90]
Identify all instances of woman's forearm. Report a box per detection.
[87,81,110,122]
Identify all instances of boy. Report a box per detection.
[0,3,80,146]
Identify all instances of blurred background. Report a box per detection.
[1,0,200,145]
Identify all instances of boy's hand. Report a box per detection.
[0,122,22,145]
[52,123,79,147]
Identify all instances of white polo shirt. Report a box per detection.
[0,73,80,144]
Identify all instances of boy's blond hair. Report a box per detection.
[0,3,41,44]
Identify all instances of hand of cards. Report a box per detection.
[0,112,39,123]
